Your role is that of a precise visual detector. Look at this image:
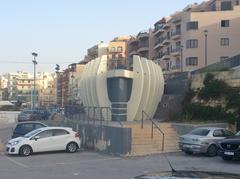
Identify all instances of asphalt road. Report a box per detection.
[0,126,240,179]
[0,150,240,179]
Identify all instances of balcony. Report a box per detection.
[171,30,181,40]
[162,36,170,45]
[171,48,181,56]
[128,38,139,45]
[129,50,138,57]
[137,31,149,40]
[154,28,164,36]
[161,52,171,60]
[137,42,149,53]
[107,57,133,71]
[163,23,171,29]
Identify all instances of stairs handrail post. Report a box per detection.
[141,110,144,128]
[162,133,165,152]
[151,121,153,138]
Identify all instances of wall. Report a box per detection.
[181,5,240,72]
[46,119,132,155]
[191,68,240,90]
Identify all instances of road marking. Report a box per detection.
[78,157,121,163]
[56,162,65,165]
[3,155,29,168]
[73,173,79,176]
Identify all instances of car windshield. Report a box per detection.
[235,131,240,136]
[190,128,210,136]
[24,129,42,138]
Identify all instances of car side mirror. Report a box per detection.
[34,136,40,141]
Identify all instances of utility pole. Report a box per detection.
[204,30,208,67]
[55,64,60,106]
[32,52,38,110]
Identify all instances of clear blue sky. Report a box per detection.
[0,0,203,73]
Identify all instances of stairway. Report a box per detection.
[127,122,179,156]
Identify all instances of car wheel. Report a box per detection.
[222,155,233,161]
[184,151,193,155]
[19,145,32,156]
[207,145,217,157]
[66,142,78,153]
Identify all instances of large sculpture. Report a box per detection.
[79,55,164,121]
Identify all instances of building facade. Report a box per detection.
[127,30,154,59]
[153,0,240,73]
[37,72,56,107]
[83,42,108,64]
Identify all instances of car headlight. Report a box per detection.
[10,141,20,146]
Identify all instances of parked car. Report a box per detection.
[218,131,240,160]
[179,127,234,157]
[12,121,48,139]
[17,110,42,121]
[36,109,51,120]
[6,127,81,156]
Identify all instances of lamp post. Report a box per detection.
[32,52,38,110]
[180,45,184,72]
[204,30,208,67]
[71,73,74,104]
[55,64,60,106]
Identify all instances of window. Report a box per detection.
[221,20,229,27]
[110,47,115,53]
[15,123,33,134]
[35,123,46,129]
[117,46,122,53]
[53,129,69,136]
[190,128,210,136]
[186,57,198,66]
[221,38,229,46]
[222,129,234,137]
[213,129,224,137]
[38,130,53,139]
[186,39,198,48]
[221,1,232,10]
[187,21,198,30]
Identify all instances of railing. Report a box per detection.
[171,29,181,36]
[107,57,133,71]
[141,110,165,152]
[65,105,124,127]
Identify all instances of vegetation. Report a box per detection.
[182,73,240,124]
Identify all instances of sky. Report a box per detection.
[0,0,204,73]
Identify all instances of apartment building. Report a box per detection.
[37,72,56,107]
[153,0,240,73]
[83,42,108,64]
[127,30,154,59]
[15,71,34,103]
[57,63,85,106]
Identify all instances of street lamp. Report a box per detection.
[71,73,74,104]
[180,45,184,72]
[32,52,38,110]
[204,30,208,67]
[55,64,60,106]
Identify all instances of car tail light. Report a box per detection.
[75,132,80,138]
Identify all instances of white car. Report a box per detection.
[6,127,81,156]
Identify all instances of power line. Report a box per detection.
[0,60,81,64]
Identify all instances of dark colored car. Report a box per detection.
[218,131,240,160]
[17,110,42,121]
[12,121,48,139]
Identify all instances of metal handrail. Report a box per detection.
[141,110,165,152]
